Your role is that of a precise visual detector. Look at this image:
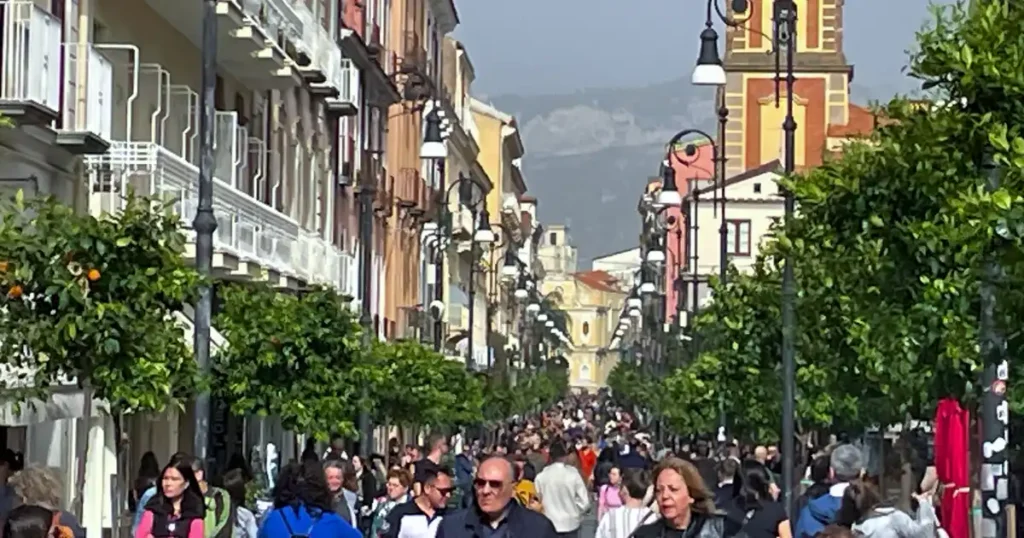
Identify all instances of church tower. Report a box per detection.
[721,0,865,176]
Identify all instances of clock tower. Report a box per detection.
[721,0,871,176]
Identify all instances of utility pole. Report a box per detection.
[776,0,799,518]
[433,158,446,352]
[192,0,218,462]
[467,218,477,370]
[980,153,1009,538]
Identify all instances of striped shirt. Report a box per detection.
[596,506,656,538]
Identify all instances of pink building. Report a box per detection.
[664,140,714,323]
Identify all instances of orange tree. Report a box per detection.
[0,193,200,412]
[213,283,363,439]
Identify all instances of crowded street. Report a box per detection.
[0,0,1019,537]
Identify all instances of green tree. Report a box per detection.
[0,194,199,412]
[357,340,483,427]
[671,1,1024,438]
[213,283,363,439]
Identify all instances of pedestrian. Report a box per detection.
[595,469,655,538]
[135,458,206,538]
[131,452,161,532]
[369,469,412,538]
[435,456,556,538]
[794,456,831,521]
[0,449,24,520]
[794,444,864,538]
[174,455,234,538]
[834,480,938,538]
[381,467,453,538]
[512,455,542,513]
[220,469,258,538]
[632,457,724,538]
[534,440,590,538]
[351,456,378,521]
[413,435,449,497]
[323,460,358,527]
[597,465,623,520]
[713,459,739,508]
[4,505,68,538]
[259,462,359,538]
[721,461,789,538]
[7,465,85,538]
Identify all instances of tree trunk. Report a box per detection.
[73,379,94,521]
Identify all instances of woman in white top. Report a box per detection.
[596,469,656,538]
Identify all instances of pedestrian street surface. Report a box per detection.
[580,505,598,538]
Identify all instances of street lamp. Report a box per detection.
[502,250,520,278]
[656,166,682,207]
[692,0,796,515]
[692,26,726,86]
[537,312,548,322]
[474,208,496,243]
[421,105,452,352]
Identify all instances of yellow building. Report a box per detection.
[468,95,528,361]
[538,226,627,392]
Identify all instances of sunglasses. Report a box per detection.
[473,478,505,490]
[435,486,457,496]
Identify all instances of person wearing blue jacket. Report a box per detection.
[259,462,362,538]
[793,444,864,538]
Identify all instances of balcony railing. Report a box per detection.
[0,1,61,113]
[213,111,249,189]
[85,46,114,140]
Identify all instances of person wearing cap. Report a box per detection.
[794,444,864,538]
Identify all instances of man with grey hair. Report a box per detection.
[793,444,864,538]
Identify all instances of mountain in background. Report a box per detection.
[487,78,915,266]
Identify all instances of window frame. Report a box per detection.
[725,219,752,257]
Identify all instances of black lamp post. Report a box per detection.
[421,106,448,352]
[430,173,493,369]
[693,0,797,515]
[192,0,218,462]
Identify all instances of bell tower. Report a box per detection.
[720,0,854,176]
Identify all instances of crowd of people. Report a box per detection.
[0,395,953,538]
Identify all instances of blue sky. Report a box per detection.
[453,0,946,96]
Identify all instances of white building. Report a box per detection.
[592,247,642,291]
[682,160,784,307]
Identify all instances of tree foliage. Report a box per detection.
[356,339,484,427]
[213,283,363,438]
[482,369,568,421]
[642,1,1024,440]
[0,194,199,412]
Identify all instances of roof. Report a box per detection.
[573,270,623,293]
[827,104,877,138]
[691,159,781,197]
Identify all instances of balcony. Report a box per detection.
[0,1,61,124]
[144,0,300,91]
[296,230,356,294]
[321,59,359,117]
[400,30,426,74]
[82,54,303,286]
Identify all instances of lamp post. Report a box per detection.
[421,106,450,352]
[429,173,494,369]
[692,0,797,514]
[468,207,496,370]
[192,0,218,462]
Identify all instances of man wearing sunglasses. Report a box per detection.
[382,467,454,538]
[435,456,557,538]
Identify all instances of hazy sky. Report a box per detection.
[453,0,945,96]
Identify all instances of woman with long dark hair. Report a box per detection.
[135,459,205,538]
[131,452,162,534]
[722,461,789,538]
[257,462,360,538]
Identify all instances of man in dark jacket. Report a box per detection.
[436,456,557,538]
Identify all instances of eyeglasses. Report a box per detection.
[473,478,505,490]
[435,487,456,496]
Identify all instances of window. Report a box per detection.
[753,182,762,193]
[726,220,752,256]
[582,322,589,336]
[549,232,558,246]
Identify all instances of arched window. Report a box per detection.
[580,364,592,381]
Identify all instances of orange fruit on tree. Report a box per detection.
[7,285,22,299]
[87,269,101,282]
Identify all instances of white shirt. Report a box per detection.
[596,506,656,538]
[534,462,591,532]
